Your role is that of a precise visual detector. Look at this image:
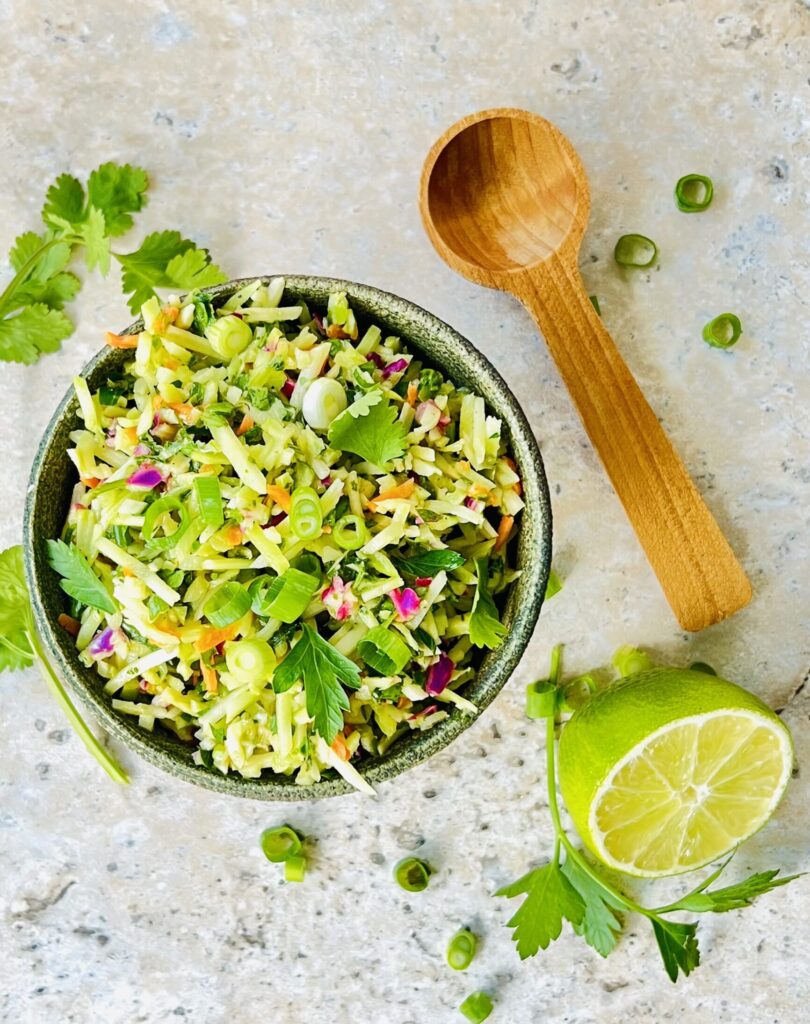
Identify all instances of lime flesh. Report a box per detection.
[558,670,793,877]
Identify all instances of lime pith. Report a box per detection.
[558,669,794,878]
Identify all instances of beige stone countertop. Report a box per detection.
[1,1,808,1022]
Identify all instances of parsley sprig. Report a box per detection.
[0,162,225,363]
[497,646,800,982]
[0,546,128,783]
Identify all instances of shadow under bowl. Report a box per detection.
[23,276,552,799]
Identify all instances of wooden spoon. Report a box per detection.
[419,108,751,631]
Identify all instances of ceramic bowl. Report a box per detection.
[23,276,552,799]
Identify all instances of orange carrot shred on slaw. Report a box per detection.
[57,613,81,637]
[331,733,350,760]
[368,479,415,511]
[201,663,219,693]
[494,515,514,552]
[105,331,139,349]
[265,485,292,512]
[195,621,241,653]
[80,476,101,488]
[235,413,254,436]
[406,380,418,406]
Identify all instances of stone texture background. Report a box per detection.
[1,1,808,1021]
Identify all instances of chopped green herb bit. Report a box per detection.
[459,992,493,1023]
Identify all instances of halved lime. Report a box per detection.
[558,669,793,877]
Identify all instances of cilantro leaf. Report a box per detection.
[42,172,86,230]
[86,162,148,236]
[273,623,360,742]
[469,558,506,650]
[81,206,110,274]
[497,862,585,959]
[673,869,802,914]
[651,918,700,983]
[46,539,116,613]
[116,230,226,313]
[391,548,466,578]
[0,546,34,639]
[560,857,624,958]
[6,232,78,313]
[327,388,407,468]
[0,305,73,363]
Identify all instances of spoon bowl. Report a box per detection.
[423,109,588,277]
[420,108,751,631]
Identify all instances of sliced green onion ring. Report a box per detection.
[284,855,307,882]
[526,680,556,719]
[260,825,303,862]
[459,992,493,1023]
[702,313,742,349]
[290,486,323,540]
[614,233,658,269]
[204,581,252,627]
[333,514,368,551]
[612,644,654,677]
[250,568,319,623]
[142,495,191,551]
[194,475,224,528]
[393,856,432,892]
[290,553,322,577]
[447,928,478,971]
[675,173,714,212]
[358,625,411,675]
[225,638,276,681]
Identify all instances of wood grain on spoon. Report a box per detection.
[419,108,751,631]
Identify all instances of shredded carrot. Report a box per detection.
[201,663,219,693]
[331,733,350,760]
[195,621,241,653]
[122,426,138,444]
[494,514,514,552]
[368,479,415,511]
[163,357,180,371]
[502,456,522,495]
[235,413,254,437]
[220,524,243,547]
[57,613,81,637]
[169,402,196,425]
[406,380,418,406]
[265,485,292,512]
[80,476,101,488]
[327,324,349,339]
[396,695,412,711]
[105,331,139,349]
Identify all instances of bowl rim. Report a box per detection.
[23,275,552,800]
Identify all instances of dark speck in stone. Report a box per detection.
[603,980,630,992]
[107,863,117,872]
[491,722,501,740]
[589,252,598,262]
[481,823,489,831]
[147,785,162,796]
[757,938,765,952]
[154,112,174,127]
[370,852,385,865]
[36,763,50,779]
[403,903,412,913]
[48,729,68,744]
[767,159,788,181]
[555,484,561,494]
[423,788,437,799]
[173,1009,187,1017]
[124,838,136,847]
[34,987,47,996]
[35,719,46,732]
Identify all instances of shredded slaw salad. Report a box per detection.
[55,279,523,792]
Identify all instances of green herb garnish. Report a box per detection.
[327,388,407,468]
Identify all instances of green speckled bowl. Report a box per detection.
[23,277,552,800]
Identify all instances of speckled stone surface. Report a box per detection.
[1,1,808,1022]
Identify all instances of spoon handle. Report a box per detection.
[514,257,751,631]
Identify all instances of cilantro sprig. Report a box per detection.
[0,546,128,783]
[497,646,801,982]
[0,162,225,363]
[327,388,407,469]
[468,557,506,650]
[273,623,361,742]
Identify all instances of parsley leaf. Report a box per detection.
[81,206,111,274]
[672,868,802,914]
[6,233,78,312]
[116,230,226,313]
[497,862,585,959]
[46,539,116,613]
[41,172,86,230]
[86,162,149,236]
[327,388,407,468]
[273,623,360,742]
[651,918,700,982]
[469,558,506,649]
[560,857,624,958]
[391,548,466,578]
[0,304,73,364]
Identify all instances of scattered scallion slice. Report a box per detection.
[358,625,411,675]
[204,581,251,627]
[459,992,493,1023]
[589,294,601,315]
[446,928,477,971]
[526,680,556,719]
[250,568,319,623]
[702,313,742,349]
[393,856,432,892]
[544,568,563,600]
[290,486,323,540]
[333,514,369,551]
[260,825,303,862]
[142,495,190,551]
[225,638,276,681]
[612,644,654,677]
[194,475,224,528]
[284,855,307,883]
[290,553,321,577]
[675,173,714,213]
[614,233,658,269]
